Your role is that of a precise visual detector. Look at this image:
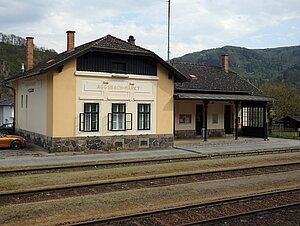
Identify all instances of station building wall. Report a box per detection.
[15,60,174,152]
[174,100,240,139]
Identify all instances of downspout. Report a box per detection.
[4,83,16,134]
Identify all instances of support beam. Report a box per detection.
[263,103,267,141]
[234,101,240,140]
[203,100,209,141]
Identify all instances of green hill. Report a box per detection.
[0,40,57,99]
[172,45,300,89]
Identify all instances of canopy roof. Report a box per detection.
[175,93,275,102]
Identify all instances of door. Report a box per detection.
[196,105,203,135]
[224,105,232,134]
[242,105,266,138]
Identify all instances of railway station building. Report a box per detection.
[3,31,274,152]
[172,61,274,141]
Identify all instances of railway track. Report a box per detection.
[1,147,299,177]
[66,188,300,226]
[0,162,299,206]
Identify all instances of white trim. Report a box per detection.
[75,71,159,80]
[107,97,131,101]
[112,74,129,78]
[79,96,105,100]
[133,98,154,101]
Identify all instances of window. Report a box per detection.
[138,104,150,130]
[108,104,132,131]
[25,95,28,108]
[79,103,99,132]
[179,114,192,124]
[115,141,124,147]
[21,95,23,108]
[212,113,218,124]
[112,104,126,131]
[139,138,149,148]
[189,74,198,79]
[112,62,126,73]
[242,107,264,127]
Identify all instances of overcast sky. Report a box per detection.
[0,0,300,59]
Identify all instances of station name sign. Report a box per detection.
[97,84,140,91]
[83,80,152,94]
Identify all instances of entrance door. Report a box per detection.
[196,105,203,135]
[224,105,232,134]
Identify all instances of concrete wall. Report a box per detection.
[16,74,48,135]
[207,103,224,129]
[175,100,196,131]
[156,64,174,135]
[14,59,175,151]
[175,100,235,138]
[52,60,76,137]
[13,81,18,128]
[46,72,53,137]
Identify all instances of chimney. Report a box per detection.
[127,35,135,45]
[222,54,229,73]
[66,30,75,51]
[26,37,34,70]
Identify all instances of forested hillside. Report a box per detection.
[173,45,300,89]
[0,33,57,99]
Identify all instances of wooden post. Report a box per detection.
[234,101,240,140]
[263,103,267,141]
[204,100,209,141]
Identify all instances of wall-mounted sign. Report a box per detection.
[28,88,34,93]
[96,84,140,91]
[83,80,153,94]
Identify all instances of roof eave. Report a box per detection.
[175,93,276,102]
[90,47,154,57]
[175,87,254,94]
[3,71,41,84]
[155,58,188,82]
[3,45,187,83]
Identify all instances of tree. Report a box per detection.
[259,83,300,121]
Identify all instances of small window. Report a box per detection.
[112,62,126,73]
[179,114,192,124]
[140,140,148,146]
[212,113,218,124]
[138,104,150,130]
[189,74,198,79]
[139,138,150,148]
[21,95,23,108]
[25,95,28,108]
[79,103,99,132]
[115,141,124,147]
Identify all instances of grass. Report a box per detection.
[0,170,299,226]
[0,152,299,193]
[270,133,300,140]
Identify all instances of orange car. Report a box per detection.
[0,134,26,150]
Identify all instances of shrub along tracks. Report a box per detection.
[0,162,299,206]
[1,147,299,177]
[66,188,300,226]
